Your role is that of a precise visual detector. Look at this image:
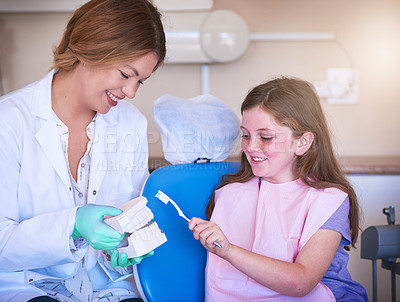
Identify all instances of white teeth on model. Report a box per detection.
[253,157,267,162]
[106,90,121,102]
[125,207,154,233]
[103,196,168,258]
[104,201,154,234]
[132,222,162,240]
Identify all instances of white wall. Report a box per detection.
[1,0,400,159]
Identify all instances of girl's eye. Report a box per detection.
[261,136,273,141]
[241,134,249,139]
[120,71,129,79]
[138,80,144,85]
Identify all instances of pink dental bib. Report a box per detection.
[205,177,347,302]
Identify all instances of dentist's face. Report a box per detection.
[77,52,158,114]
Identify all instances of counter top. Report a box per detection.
[149,156,400,175]
[338,156,400,175]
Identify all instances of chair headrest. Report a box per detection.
[153,94,240,164]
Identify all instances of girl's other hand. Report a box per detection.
[188,217,231,258]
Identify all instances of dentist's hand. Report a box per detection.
[189,217,230,258]
[73,204,125,250]
[108,249,154,268]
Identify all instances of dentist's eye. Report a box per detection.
[241,134,249,139]
[120,71,129,79]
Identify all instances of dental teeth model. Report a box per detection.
[104,196,167,258]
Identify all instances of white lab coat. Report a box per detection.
[0,70,150,301]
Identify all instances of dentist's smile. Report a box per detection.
[106,90,123,107]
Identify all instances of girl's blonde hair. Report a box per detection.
[52,0,165,71]
[207,77,360,249]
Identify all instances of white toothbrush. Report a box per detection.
[155,190,221,248]
[155,190,190,222]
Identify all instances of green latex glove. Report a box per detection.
[73,204,125,250]
[108,249,155,268]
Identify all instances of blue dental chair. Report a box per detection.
[133,161,240,302]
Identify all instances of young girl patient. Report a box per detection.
[189,77,368,301]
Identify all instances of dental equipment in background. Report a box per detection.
[155,190,221,248]
[361,206,400,302]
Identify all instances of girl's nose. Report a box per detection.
[244,137,260,152]
[122,81,139,99]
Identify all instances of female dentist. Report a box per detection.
[0,0,165,301]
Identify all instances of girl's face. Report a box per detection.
[241,106,302,184]
[75,52,158,114]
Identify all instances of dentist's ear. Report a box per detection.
[295,132,314,156]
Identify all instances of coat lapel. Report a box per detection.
[35,119,72,190]
[32,70,72,192]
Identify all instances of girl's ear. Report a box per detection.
[295,132,314,156]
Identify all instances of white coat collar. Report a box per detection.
[31,69,54,120]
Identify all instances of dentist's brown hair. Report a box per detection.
[52,0,165,71]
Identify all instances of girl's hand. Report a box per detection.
[188,217,230,258]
